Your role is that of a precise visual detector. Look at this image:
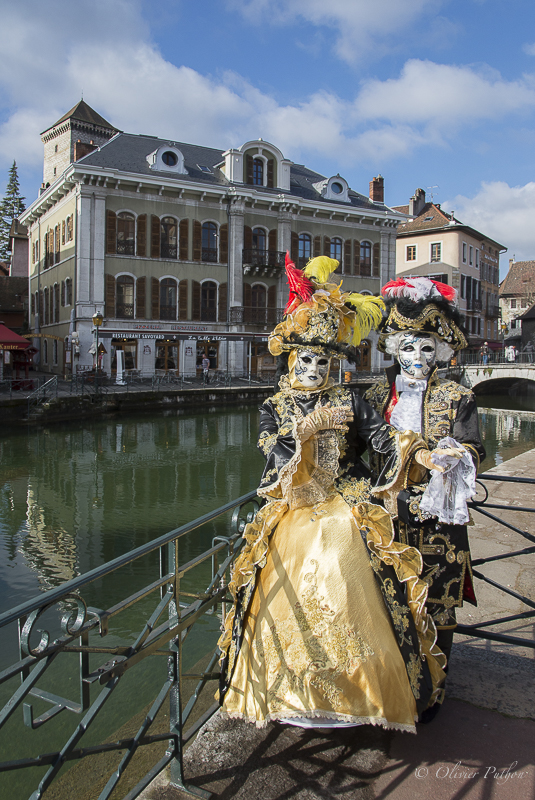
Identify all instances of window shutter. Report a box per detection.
[48,228,54,263]
[323,236,331,256]
[291,231,299,264]
[192,221,202,261]
[61,280,65,307]
[219,223,228,264]
[268,285,277,308]
[151,277,159,319]
[218,282,227,322]
[268,229,277,253]
[105,275,115,317]
[244,225,253,250]
[192,280,201,319]
[67,215,73,242]
[243,282,252,308]
[137,214,147,257]
[313,236,321,258]
[136,276,146,319]
[179,279,188,320]
[353,240,360,275]
[246,154,254,184]
[179,218,189,261]
[267,159,274,188]
[373,243,380,276]
[61,221,65,245]
[344,240,352,274]
[106,211,117,254]
[151,216,160,259]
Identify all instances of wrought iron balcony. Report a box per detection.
[202,247,218,263]
[160,305,177,321]
[229,306,285,325]
[242,249,286,276]
[116,303,134,319]
[467,299,482,312]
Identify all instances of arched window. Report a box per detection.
[160,217,178,259]
[201,222,218,262]
[201,281,217,322]
[298,233,312,268]
[65,278,72,306]
[160,278,178,320]
[43,287,49,325]
[117,213,135,256]
[253,158,264,186]
[252,284,267,308]
[252,227,266,252]
[116,275,135,318]
[360,241,372,276]
[330,237,343,262]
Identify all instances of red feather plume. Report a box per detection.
[431,280,456,302]
[284,252,313,314]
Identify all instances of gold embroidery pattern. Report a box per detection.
[406,653,422,700]
[380,578,412,648]
[258,430,278,457]
[336,476,372,507]
[258,559,374,712]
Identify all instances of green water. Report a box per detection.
[1,400,535,798]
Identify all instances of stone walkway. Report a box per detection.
[141,450,535,800]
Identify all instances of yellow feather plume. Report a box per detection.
[304,256,339,285]
[345,294,385,346]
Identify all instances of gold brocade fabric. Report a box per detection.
[220,494,440,732]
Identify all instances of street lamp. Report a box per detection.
[92,311,104,382]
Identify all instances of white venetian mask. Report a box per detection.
[396,333,437,380]
[292,350,331,389]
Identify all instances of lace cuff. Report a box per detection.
[419,437,477,525]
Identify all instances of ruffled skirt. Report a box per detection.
[220,493,444,732]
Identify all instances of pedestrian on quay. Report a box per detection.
[479,341,489,366]
[218,256,461,733]
[202,354,210,382]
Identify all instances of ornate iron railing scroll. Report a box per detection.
[0,490,259,800]
[457,473,535,649]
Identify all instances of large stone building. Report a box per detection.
[21,101,404,377]
[393,189,505,349]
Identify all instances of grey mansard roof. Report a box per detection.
[75,132,386,210]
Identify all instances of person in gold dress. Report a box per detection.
[218,257,460,732]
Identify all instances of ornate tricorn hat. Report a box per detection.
[377,277,467,352]
[268,254,385,360]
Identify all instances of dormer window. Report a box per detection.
[147,146,187,174]
[313,176,351,203]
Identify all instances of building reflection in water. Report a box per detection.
[0,408,263,609]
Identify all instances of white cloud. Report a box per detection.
[355,60,535,128]
[445,182,535,264]
[228,0,440,63]
[523,42,535,56]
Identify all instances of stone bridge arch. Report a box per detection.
[459,365,535,391]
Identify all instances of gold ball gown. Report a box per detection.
[218,377,446,732]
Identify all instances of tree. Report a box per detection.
[0,161,26,262]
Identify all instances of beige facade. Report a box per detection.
[394,190,504,347]
[22,103,404,377]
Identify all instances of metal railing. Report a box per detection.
[229,307,284,325]
[27,375,58,417]
[457,473,535,649]
[242,249,286,268]
[453,352,535,366]
[0,491,260,800]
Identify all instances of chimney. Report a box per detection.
[74,139,98,162]
[409,188,426,217]
[369,175,384,204]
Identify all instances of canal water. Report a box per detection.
[1,398,535,797]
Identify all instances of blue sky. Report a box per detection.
[2,0,535,272]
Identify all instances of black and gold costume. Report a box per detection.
[364,366,485,638]
[218,378,446,731]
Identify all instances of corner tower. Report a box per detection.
[40,100,119,188]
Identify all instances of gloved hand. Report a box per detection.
[297,404,353,441]
[414,446,464,473]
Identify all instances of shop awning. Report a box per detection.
[0,323,30,350]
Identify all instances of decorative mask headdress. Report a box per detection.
[377,277,467,353]
[268,254,385,361]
